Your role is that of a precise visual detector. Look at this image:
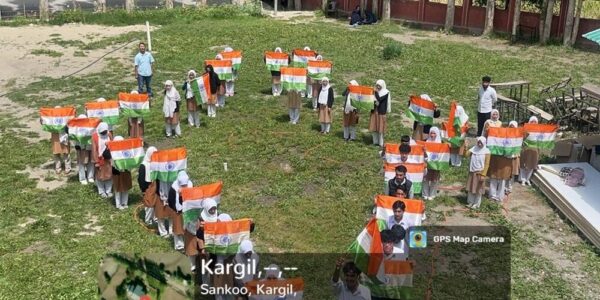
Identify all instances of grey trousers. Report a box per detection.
[165,122,181,136]
[343,126,356,140]
[289,108,300,124]
[422,180,439,199]
[187,111,200,127]
[372,132,384,146]
[54,153,71,172]
[467,193,483,208]
[96,179,113,196]
[320,123,331,133]
[78,161,94,182]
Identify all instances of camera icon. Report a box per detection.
[409,229,427,248]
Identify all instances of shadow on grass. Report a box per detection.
[274,114,290,123]
[260,88,274,95]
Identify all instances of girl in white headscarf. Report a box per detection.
[195,199,218,280]
[74,114,94,185]
[234,240,260,286]
[505,121,520,194]
[465,136,491,209]
[223,47,236,97]
[412,94,438,141]
[311,54,324,110]
[342,80,359,141]
[317,77,334,134]
[127,90,145,138]
[138,146,157,225]
[520,116,540,186]
[109,136,133,210]
[167,171,192,251]
[214,54,227,108]
[300,46,317,99]
[483,109,501,138]
[92,122,113,198]
[486,116,512,202]
[267,47,288,96]
[369,79,391,147]
[44,106,71,175]
[163,80,182,138]
[422,126,442,200]
[182,70,201,128]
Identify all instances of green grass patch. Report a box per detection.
[30,49,64,57]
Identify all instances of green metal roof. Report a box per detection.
[583,28,600,45]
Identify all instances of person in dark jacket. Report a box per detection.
[204,64,220,118]
[349,5,362,26]
[363,10,377,24]
[369,79,391,147]
[316,77,335,134]
[388,165,413,199]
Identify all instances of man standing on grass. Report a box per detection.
[134,42,155,100]
[476,76,497,137]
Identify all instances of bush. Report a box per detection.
[382,41,402,60]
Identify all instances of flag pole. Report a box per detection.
[146,21,152,52]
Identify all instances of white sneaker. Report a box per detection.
[123,205,128,209]
[191,266,196,272]
[117,205,124,210]
[521,181,526,186]
[80,180,88,185]
[526,180,532,186]
[107,192,113,198]
[100,193,108,199]
[88,178,95,183]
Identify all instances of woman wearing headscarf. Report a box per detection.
[182,70,200,128]
[287,87,301,125]
[485,111,510,201]
[311,55,324,111]
[412,94,438,141]
[465,136,491,209]
[138,146,158,225]
[369,79,391,147]
[505,121,520,194]
[520,116,540,186]
[483,109,501,138]
[266,47,288,96]
[342,80,359,141]
[233,240,260,287]
[108,136,132,210]
[317,77,334,134]
[167,171,192,251]
[43,106,71,175]
[91,122,113,198]
[423,127,442,200]
[127,90,145,138]
[74,114,94,185]
[214,54,227,108]
[163,80,182,138]
[449,105,469,167]
[195,199,219,282]
[301,46,316,99]
[204,64,220,118]
[223,47,236,97]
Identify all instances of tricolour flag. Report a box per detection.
[487,127,524,156]
[39,106,76,133]
[524,123,558,150]
[265,51,289,72]
[220,50,243,70]
[280,67,307,91]
[106,138,145,171]
[441,121,464,148]
[424,142,450,170]
[348,218,384,276]
[204,218,252,255]
[181,181,223,224]
[190,73,212,105]
[85,100,120,125]
[384,143,425,164]
[406,95,435,125]
[66,117,101,145]
[374,194,425,228]
[384,163,425,195]
[365,260,413,299]
[292,49,317,67]
[150,148,187,182]
[246,278,304,300]
[118,92,149,118]
[307,60,332,80]
[348,85,376,113]
[205,60,233,81]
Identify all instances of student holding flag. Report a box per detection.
[387,165,413,199]
[92,98,114,132]
[107,136,133,210]
[163,80,182,138]
[222,47,237,97]
[287,89,301,125]
[138,146,158,225]
[342,80,360,142]
[204,65,220,118]
[300,46,317,99]
[505,121,520,194]
[483,109,501,137]
[265,47,289,96]
[412,94,437,141]
[214,54,227,108]
[449,104,469,167]
[40,106,72,175]
[91,122,113,198]
[126,91,145,138]
[317,77,335,134]
[182,70,201,128]
[369,80,391,147]
[332,258,372,300]
[520,116,541,186]
[422,127,442,200]
[73,114,95,185]
[167,171,191,251]
[311,55,325,110]
[465,137,491,209]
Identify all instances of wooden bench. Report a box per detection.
[527,104,554,121]
[581,83,600,100]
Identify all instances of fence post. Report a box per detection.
[146,21,152,52]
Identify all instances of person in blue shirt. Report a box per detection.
[134,42,155,99]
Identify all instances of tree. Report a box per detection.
[511,0,522,42]
[287,0,294,10]
[39,0,49,21]
[295,0,301,10]
[570,0,583,46]
[540,0,555,44]
[563,0,576,46]
[372,0,378,16]
[322,0,327,12]
[482,0,495,36]
[382,0,391,22]
[165,0,174,9]
[126,0,135,12]
[445,0,456,33]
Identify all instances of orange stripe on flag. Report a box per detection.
[409,95,436,110]
[106,138,143,151]
[447,101,457,138]
[245,278,304,294]
[384,162,425,174]
[85,100,119,110]
[385,143,401,155]
[40,106,76,117]
[181,181,223,201]
[384,260,414,275]
[348,85,374,95]
[67,117,101,128]
[265,51,289,59]
[524,123,558,133]
[488,127,524,138]
[375,195,426,214]
[205,60,232,68]
[220,50,242,59]
[117,92,149,102]
[151,147,187,163]
[424,142,450,153]
[307,60,332,68]
[366,218,383,275]
[204,219,252,235]
[293,49,317,57]
[280,67,307,76]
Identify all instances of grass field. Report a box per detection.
[1,10,599,299]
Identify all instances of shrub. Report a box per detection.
[382,41,402,60]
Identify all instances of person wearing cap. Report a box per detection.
[106,136,132,209]
[91,122,113,198]
[477,76,497,137]
[342,80,360,142]
[317,77,334,134]
[73,114,94,185]
[163,80,182,138]
[127,90,145,138]
[182,70,201,128]
[332,258,371,300]
[138,146,158,225]
[369,80,391,147]
[167,171,192,251]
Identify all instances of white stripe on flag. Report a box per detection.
[87,108,119,118]
[208,231,249,246]
[120,101,148,109]
[110,147,145,160]
[182,195,221,211]
[409,103,434,117]
[150,159,187,172]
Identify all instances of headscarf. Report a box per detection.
[420,94,432,102]
[265,264,281,279]
[215,54,223,60]
[224,47,233,52]
[509,120,518,128]
[234,240,260,283]
[239,240,253,254]
[318,77,330,105]
[274,47,282,53]
[172,171,192,212]
[316,55,323,61]
[303,46,311,51]
[188,70,197,79]
[163,80,180,118]
[490,109,500,121]
[78,114,87,118]
[142,146,157,183]
[130,90,139,94]
[345,80,359,113]
[96,97,106,102]
[217,213,232,222]
[455,105,469,127]
[529,116,539,124]
[96,122,110,156]
[426,126,442,143]
[201,198,218,223]
[376,79,391,113]
[469,136,490,172]
[113,135,124,141]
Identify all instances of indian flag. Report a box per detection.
[365,260,413,299]
[205,60,233,81]
[246,278,304,300]
[384,163,424,195]
[265,51,289,71]
[292,49,317,67]
[406,95,435,125]
[106,138,144,171]
[524,123,558,150]
[280,67,307,91]
[374,195,425,228]
[85,100,120,125]
[348,85,376,113]
[118,92,149,118]
[307,60,332,80]
[66,117,101,145]
[220,50,243,70]
[39,106,76,133]
[384,143,425,164]
[348,218,384,276]
[180,181,223,224]
[191,73,212,105]
[150,147,187,182]
[441,121,464,148]
[424,142,450,170]
[487,127,524,156]
[204,218,252,255]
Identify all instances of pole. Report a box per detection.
[274,0,278,15]
[146,21,152,52]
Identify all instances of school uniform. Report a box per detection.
[369,93,388,146]
[466,139,491,209]
[127,117,144,138]
[287,90,301,124]
[51,132,71,173]
[91,129,113,197]
[342,87,359,141]
[163,84,182,137]
[206,70,220,117]
[182,80,201,127]
[520,146,539,183]
[167,174,192,251]
[317,85,334,133]
[112,168,132,209]
[75,141,93,183]
[138,160,158,225]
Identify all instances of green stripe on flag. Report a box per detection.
[351,99,374,113]
[267,64,282,71]
[444,137,464,148]
[43,124,66,133]
[524,140,554,149]
[217,73,233,81]
[102,115,120,126]
[427,160,449,171]
[151,171,180,182]
[121,108,149,118]
[113,157,143,171]
[488,145,522,156]
[291,61,307,68]
[348,240,370,275]
[206,243,242,255]
[69,134,92,146]
[412,182,422,194]
[308,72,331,80]
[282,82,306,91]
[183,209,201,224]
[406,109,433,125]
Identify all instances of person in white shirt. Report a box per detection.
[332,258,372,300]
[387,200,411,231]
[391,225,409,261]
[476,76,497,137]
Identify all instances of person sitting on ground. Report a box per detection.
[349,5,363,26]
[332,258,371,300]
[363,10,377,25]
